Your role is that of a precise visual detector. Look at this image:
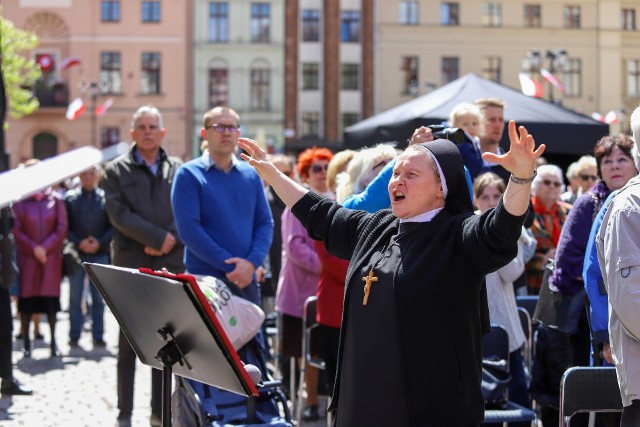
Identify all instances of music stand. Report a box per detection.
[83,263,259,427]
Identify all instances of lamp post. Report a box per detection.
[77,79,109,147]
[527,48,568,103]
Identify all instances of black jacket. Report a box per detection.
[64,186,113,256]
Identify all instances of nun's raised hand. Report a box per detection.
[238,138,279,182]
[481,120,545,179]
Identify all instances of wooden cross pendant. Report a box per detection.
[361,269,379,305]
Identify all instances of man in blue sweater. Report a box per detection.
[171,107,273,307]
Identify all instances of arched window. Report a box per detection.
[33,132,58,160]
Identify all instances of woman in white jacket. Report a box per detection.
[474,172,536,413]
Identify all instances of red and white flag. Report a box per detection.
[591,112,605,122]
[66,97,86,120]
[540,68,567,93]
[60,56,82,70]
[605,110,619,125]
[94,98,113,116]
[518,73,544,98]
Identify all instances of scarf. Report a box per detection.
[531,196,563,247]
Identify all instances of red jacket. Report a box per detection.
[12,190,68,298]
[314,240,347,328]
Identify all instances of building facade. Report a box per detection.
[192,0,285,155]
[3,0,193,167]
[374,0,640,135]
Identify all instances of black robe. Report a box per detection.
[293,193,524,426]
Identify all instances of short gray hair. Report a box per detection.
[532,164,565,193]
[131,105,164,129]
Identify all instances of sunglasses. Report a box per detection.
[206,124,239,133]
[579,174,598,182]
[310,164,328,173]
[542,179,562,188]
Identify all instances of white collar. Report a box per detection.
[399,207,444,223]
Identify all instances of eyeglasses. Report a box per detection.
[579,174,598,182]
[310,164,328,173]
[206,124,239,133]
[542,179,562,188]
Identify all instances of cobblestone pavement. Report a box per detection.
[0,280,328,427]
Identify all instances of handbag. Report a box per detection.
[481,357,511,409]
[62,240,81,277]
[532,259,586,334]
[197,276,265,350]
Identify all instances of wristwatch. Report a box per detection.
[509,169,537,185]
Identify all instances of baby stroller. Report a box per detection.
[173,338,292,427]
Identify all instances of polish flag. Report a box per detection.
[591,112,605,122]
[60,56,82,70]
[94,98,113,116]
[66,97,86,120]
[518,73,544,98]
[604,110,619,125]
[540,68,567,93]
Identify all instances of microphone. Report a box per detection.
[244,363,263,386]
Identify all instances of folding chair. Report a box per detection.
[559,366,623,427]
[517,306,533,371]
[295,296,327,425]
[515,295,538,321]
[482,324,538,426]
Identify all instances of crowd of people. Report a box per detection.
[1,99,639,427]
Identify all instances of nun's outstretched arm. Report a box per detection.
[482,120,545,217]
[238,138,309,208]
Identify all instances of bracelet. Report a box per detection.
[509,169,537,185]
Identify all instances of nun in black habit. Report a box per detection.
[239,121,545,427]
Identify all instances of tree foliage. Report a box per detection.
[1,11,41,119]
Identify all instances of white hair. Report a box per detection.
[532,164,565,193]
[131,105,164,129]
[335,144,397,203]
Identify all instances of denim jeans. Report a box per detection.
[68,253,109,341]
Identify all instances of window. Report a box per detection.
[440,3,459,26]
[400,2,419,25]
[100,127,120,149]
[627,60,640,98]
[251,3,270,43]
[301,112,319,138]
[209,2,229,42]
[302,9,320,42]
[101,1,120,22]
[564,5,581,28]
[401,56,419,95]
[141,52,161,95]
[524,4,541,28]
[302,63,319,90]
[442,57,459,84]
[481,56,502,83]
[563,58,581,97]
[622,9,636,31]
[342,112,359,131]
[482,3,502,27]
[100,52,121,94]
[250,68,270,111]
[341,11,360,43]
[142,1,161,23]
[209,68,228,107]
[341,64,359,90]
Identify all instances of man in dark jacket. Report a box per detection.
[102,105,184,427]
[64,164,113,349]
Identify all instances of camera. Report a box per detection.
[427,125,467,144]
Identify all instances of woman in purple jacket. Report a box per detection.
[12,178,68,358]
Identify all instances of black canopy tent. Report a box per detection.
[344,73,609,157]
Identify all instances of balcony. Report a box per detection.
[34,80,69,108]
